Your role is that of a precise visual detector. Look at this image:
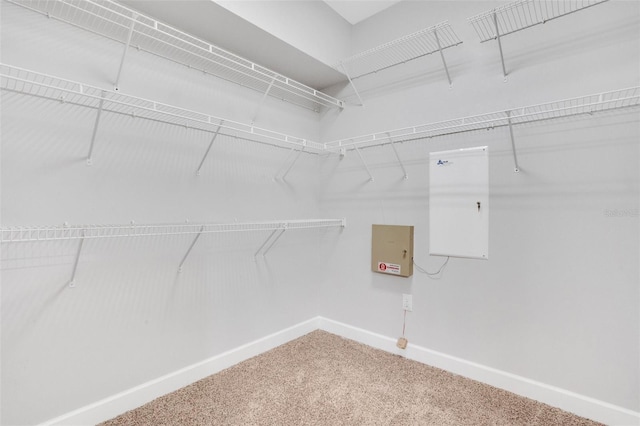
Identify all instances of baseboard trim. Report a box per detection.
[39,317,322,426]
[40,316,639,426]
[317,317,640,426]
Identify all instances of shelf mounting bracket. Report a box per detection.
[68,229,85,288]
[506,111,520,172]
[87,91,106,166]
[339,62,364,107]
[255,226,286,257]
[252,76,277,124]
[196,122,224,175]
[355,145,374,182]
[492,12,508,80]
[263,227,286,256]
[114,14,138,91]
[387,133,408,179]
[178,225,204,273]
[275,145,306,181]
[433,28,453,86]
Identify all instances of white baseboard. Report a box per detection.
[39,317,322,426]
[317,317,640,426]
[40,316,639,426]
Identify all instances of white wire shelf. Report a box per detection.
[468,0,609,77]
[7,0,345,112]
[0,64,324,153]
[468,0,609,42]
[0,219,346,243]
[336,22,462,80]
[324,86,640,152]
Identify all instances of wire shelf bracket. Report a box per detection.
[506,111,520,172]
[86,91,106,166]
[493,12,508,80]
[468,0,610,78]
[196,122,224,176]
[177,225,204,273]
[335,21,463,103]
[274,145,306,181]
[68,229,85,287]
[252,76,277,124]
[114,13,138,91]
[7,0,345,112]
[388,134,409,179]
[433,27,453,86]
[254,226,287,257]
[338,62,365,107]
[355,145,374,182]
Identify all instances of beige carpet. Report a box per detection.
[101,330,602,425]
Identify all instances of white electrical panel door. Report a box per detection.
[429,146,488,260]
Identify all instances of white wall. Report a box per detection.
[319,0,639,415]
[216,0,352,67]
[0,2,337,424]
[2,0,639,424]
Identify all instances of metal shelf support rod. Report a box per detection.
[254,228,279,257]
[196,122,223,175]
[114,15,137,90]
[263,228,286,256]
[86,92,106,166]
[68,230,85,288]
[252,76,277,124]
[388,134,408,179]
[281,146,306,181]
[355,145,374,182]
[506,111,520,172]
[433,28,453,86]
[493,12,508,78]
[178,225,204,273]
[274,148,296,180]
[339,62,364,107]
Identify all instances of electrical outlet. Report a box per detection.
[402,294,412,311]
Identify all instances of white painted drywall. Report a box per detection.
[318,0,640,414]
[216,0,352,68]
[0,3,337,424]
[2,0,639,424]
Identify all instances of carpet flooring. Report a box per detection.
[101,330,603,425]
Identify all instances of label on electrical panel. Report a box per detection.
[377,262,401,275]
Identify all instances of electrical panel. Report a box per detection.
[429,146,489,260]
[371,225,414,277]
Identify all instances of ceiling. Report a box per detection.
[323,0,403,25]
